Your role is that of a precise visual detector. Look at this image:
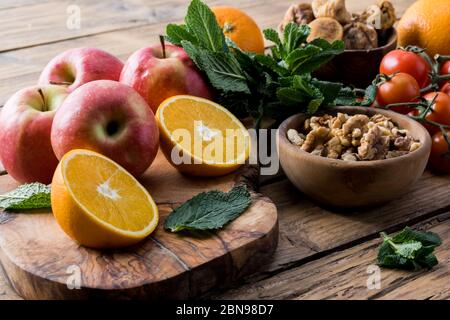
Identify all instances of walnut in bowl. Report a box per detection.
[277,107,431,208]
[286,112,422,161]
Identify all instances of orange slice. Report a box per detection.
[51,149,158,249]
[156,95,251,176]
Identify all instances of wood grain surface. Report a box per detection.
[211,213,450,300]
[0,153,278,299]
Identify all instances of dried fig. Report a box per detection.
[312,0,352,25]
[360,1,396,30]
[343,22,378,50]
[278,3,315,34]
[307,17,344,43]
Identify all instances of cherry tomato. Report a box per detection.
[421,92,450,135]
[380,50,431,88]
[441,82,450,96]
[439,61,450,88]
[429,130,450,174]
[440,61,450,76]
[376,73,420,113]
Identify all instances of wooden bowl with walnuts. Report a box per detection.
[279,0,398,88]
[277,106,432,208]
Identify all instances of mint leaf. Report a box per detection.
[0,183,51,211]
[166,24,198,46]
[255,54,289,76]
[185,0,226,52]
[377,228,442,270]
[285,46,322,74]
[182,40,250,93]
[307,98,324,114]
[164,185,251,232]
[295,40,344,74]
[311,80,343,105]
[277,87,307,106]
[283,23,310,55]
[335,87,358,106]
[392,226,442,246]
[263,28,281,46]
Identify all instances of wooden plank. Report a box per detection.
[0,0,412,105]
[211,213,450,300]
[255,171,450,275]
[0,0,295,53]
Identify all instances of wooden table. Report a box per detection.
[0,0,449,300]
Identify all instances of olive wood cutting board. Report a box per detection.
[0,151,278,300]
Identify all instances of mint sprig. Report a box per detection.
[0,183,51,211]
[377,227,442,270]
[164,185,251,232]
[165,0,374,125]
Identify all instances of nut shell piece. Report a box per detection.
[278,3,315,34]
[312,0,352,25]
[360,1,396,30]
[343,22,378,50]
[307,17,344,43]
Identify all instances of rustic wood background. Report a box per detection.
[0,0,449,300]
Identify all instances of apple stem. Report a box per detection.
[160,35,166,59]
[38,88,48,112]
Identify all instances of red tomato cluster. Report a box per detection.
[376,49,450,173]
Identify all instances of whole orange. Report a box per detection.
[212,6,265,54]
[397,0,450,57]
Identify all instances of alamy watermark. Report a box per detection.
[169,121,279,176]
[66,5,81,30]
[366,265,381,290]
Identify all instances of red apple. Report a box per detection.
[120,44,212,112]
[38,48,124,93]
[0,85,69,183]
[51,80,159,177]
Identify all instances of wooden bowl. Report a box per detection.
[277,106,431,208]
[315,28,398,88]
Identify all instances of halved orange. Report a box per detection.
[156,95,251,176]
[51,149,159,249]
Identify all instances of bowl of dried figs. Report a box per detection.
[277,107,431,208]
[279,0,398,88]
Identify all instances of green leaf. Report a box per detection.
[166,24,198,46]
[335,87,358,106]
[255,54,289,76]
[185,0,226,52]
[311,80,343,106]
[285,45,322,74]
[263,28,281,46]
[359,83,378,107]
[283,23,310,55]
[164,185,252,232]
[392,227,442,247]
[276,87,307,106]
[295,41,344,75]
[307,98,324,114]
[377,228,442,271]
[182,40,250,94]
[0,183,51,211]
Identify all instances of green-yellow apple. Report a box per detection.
[51,80,159,177]
[38,48,124,92]
[120,44,212,112]
[0,85,69,183]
